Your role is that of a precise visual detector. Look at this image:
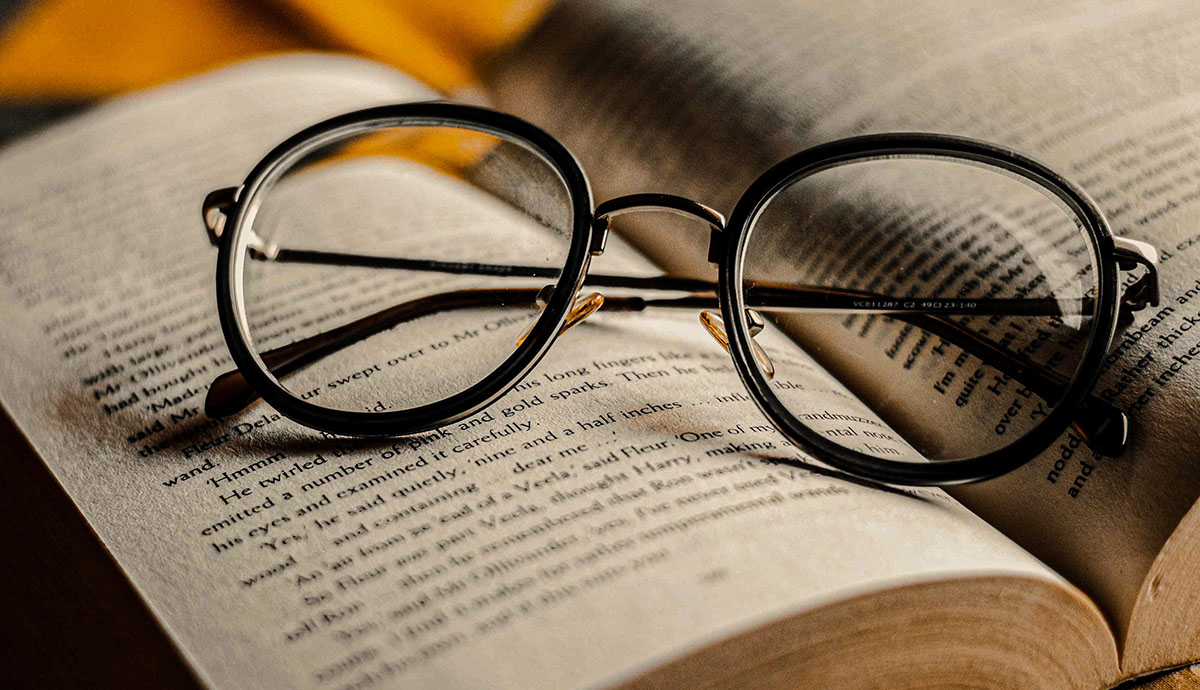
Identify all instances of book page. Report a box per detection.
[488,0,1200,669]
[0,56,1109,689]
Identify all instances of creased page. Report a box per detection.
[0,56,1112,690]
[489,0,1200,669]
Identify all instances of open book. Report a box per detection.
[1,1,1199,688]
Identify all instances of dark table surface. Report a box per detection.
[0,8,202,687]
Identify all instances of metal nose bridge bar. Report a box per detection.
[588,193,776,374]
[591,193,726,262]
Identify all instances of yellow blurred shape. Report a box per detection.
[0,0,553,99]
[281,0,550,93]
[0,0,308,98]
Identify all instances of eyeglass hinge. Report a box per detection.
[590,215,610,255]
[1112,236,1160,312]
[706,224,725,266]
[202,186,241,246]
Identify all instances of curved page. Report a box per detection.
[0,55,1109,689]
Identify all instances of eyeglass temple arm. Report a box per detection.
[721,283,1127,455]
[202,185,1158,315]
[259,236,1158,309]
[207,287,554,418]
[204,281,1130,456]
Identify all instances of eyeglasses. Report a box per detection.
[200,102,1158,486]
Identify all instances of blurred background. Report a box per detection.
[0,0,550,143]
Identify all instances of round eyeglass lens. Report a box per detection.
[236,121,574,414]
[738,154,1102,464]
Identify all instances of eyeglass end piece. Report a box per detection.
[1113,236,1161,311]
[202,187,239,246]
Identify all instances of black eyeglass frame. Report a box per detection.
[215,103,596,440]
[719,135,1120,486]
[208,102,1131,486]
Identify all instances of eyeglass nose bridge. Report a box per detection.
[592,193,727,263]
[593,193,766,372]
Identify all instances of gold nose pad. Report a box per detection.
[699,309,775,379]
[517,288,606,347]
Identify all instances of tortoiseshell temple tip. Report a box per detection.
[1071,397,1129,457]
[204,369,262,419]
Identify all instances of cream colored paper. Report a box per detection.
[489,0,1200,672]
[0,55,1102,689]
